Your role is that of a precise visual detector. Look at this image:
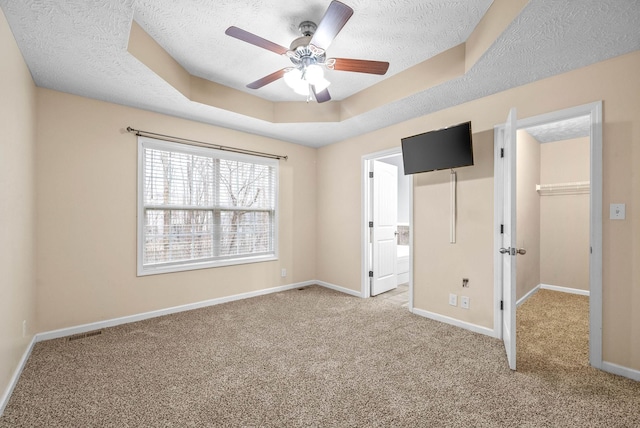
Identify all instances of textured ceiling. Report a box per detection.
[1,0,639,147]
[525,116,591,144]
[133,0,492,102]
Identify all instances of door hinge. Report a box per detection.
[500,148,504,158]
[500,300,504,310]
[369,171,374,178]
[500,224,504,234]
[369,221,373,228]
[369,271,373,278]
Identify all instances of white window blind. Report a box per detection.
[137,137,278,275]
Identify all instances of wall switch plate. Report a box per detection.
[449,293,458,306]
[610,203,626,220]
[461,296,470,309]
[281,268,287,277]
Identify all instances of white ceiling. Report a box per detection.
[525,116,591,144]
[133,0,492,102]
[1,0,639,147]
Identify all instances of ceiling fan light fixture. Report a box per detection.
[304,64,324,85]
[285,65,329,96]
[284,70,310,95]
[283,68,302,88]
[292,82,310,96]
[313,77,331,92]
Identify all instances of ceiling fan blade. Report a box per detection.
[312,86,331,103]
[329,58,389,75]
[309,1,354,50]
[225,26,289,55]
[247,69,287,89]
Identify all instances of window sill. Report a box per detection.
[137,254,278,277]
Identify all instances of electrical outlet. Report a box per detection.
[281,268,287,278]
[22,320,27,338]
[461,296,470,309]
[449,293,458,306]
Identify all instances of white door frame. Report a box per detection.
[493,101,603,368]
[362,147,414,311]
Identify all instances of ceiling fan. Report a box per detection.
[225,0,389,103]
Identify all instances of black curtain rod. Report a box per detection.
[126,127,288,161]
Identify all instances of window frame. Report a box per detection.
[137,137,279,276]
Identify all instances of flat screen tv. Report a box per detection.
[401,121,473,175]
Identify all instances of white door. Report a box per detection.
[371,160,398,296]
[501,108,518,370]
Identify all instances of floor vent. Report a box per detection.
[67,330,103,341]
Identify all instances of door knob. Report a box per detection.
[517,248,526,255]
[499,247,511,254]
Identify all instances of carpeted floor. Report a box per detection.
[517,288,590,374]
[1,285,639,427]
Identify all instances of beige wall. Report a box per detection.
[540,137,590,290]
[35,89,317,332]
[414,130,495,328]
[516,130,541,300]
[316,51,640,370]
[515,133,590,297]
[0,8,37,404]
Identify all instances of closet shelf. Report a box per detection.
[536,181,590,196]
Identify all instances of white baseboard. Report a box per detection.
[540,283,590,296]
[517,284,541,307]
[318,282,497,340]
[397,272,409,285]
[36,281,315,342]
[518,284,590,308]
[0,336,36,416]
[602,361,640,382]
[315,281,362,297]
[412,308,498,339]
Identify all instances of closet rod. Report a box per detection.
[536,181,590,196]
[126,127,288,160]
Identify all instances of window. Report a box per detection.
[137,137,278,275]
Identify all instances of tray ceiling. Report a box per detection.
[1,0,639,147]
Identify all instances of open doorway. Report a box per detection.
[494,101,603,371]
[515,117,591,371]
[361,148,413,310]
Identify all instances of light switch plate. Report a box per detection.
[610,203,626,220]
[449,293,457,306]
